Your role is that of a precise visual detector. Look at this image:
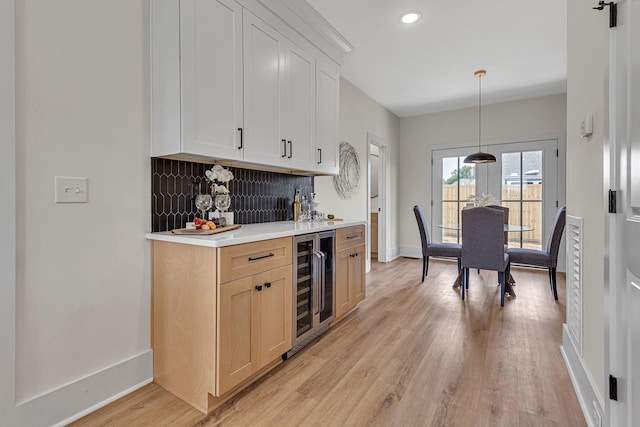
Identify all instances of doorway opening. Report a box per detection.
[368,134,386,264]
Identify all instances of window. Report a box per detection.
[500,150,543,249]
[440,155,476,244]
[432,139,559,250]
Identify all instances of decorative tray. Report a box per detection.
[171,224,242,235]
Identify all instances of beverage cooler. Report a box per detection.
[288,230,335,356]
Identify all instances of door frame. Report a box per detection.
[367,133,387,264]
[431,136,565,261]
[0,0,17,423]
[606,0,636,424]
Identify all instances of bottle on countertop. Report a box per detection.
[293,189,301,222]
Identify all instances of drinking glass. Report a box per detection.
[195,194,213,220]
[214,194,231,213]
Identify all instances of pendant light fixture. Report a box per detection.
[464,69,496,164]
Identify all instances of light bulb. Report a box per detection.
[401,12,422,24]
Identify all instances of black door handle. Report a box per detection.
[255,285,263,291]
[287,141,292,159]
[264,282,272,288]
[317,148,322,164]
[282,139,286,157]
[237,128,243,149]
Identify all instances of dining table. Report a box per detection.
[438,223,535,298]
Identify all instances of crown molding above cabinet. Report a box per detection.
[253,0,353,63]
[150,0,347,176]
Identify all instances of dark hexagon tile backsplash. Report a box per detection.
[151,158,314,232]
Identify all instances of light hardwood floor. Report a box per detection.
[70,258,586,426]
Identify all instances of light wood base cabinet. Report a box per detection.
[334,225,366,321]
[217,265,292,395]
[152,241,217,413]
[152,237,292,413]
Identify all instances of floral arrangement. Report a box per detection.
[467,193,496,207]
[205,165,234,195]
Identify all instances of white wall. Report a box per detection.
[565,0,607,409]
[398,93,567,256]
[315,79,401,259]
[13,1,152,424]
[1,0,16,424]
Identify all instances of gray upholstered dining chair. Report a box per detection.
[487,205,509,245]
[461,207,511,306]
[506,206,566,300]
[413,205,462,282]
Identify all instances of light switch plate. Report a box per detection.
[55,176,88,203]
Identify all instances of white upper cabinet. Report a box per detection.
[151,0,348,174]
[282,40,316,171]
[241,11,285,167]
[152,0,243,160]
[242,11,316,171]
[315,58,340,174]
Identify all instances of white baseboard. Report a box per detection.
[398,246,421,259]
[16,350,153,427]
[561,325,604,427]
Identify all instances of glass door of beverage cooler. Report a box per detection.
[294,237,314,338]
[318,232,335,324]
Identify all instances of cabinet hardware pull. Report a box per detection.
[237,128,243,149]
[255,285,263,291]
[281,139,286,157]
[345,234,359,239]
[264,282,271,288]
[248,252,275,261]
[288,140,292,159]
[317,148,322,164]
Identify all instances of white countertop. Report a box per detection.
[145,220,366,247]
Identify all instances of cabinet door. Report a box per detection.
[315,58,340,174]
[351,244,366,306]
[335,245,366,320]
[259,266,293,364]
[283,42,316,171]
[242,11,287,167]
[217,275,260,395]
[335,248,352,320]
[180,0,243,159]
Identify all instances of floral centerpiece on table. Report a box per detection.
[467,193,496,207]
[204,164,234,195]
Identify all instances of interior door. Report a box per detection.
[609,0,640,425]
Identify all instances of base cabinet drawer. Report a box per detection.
[218,237,292,283]
[336,225,366,251]
[216,265,292,395]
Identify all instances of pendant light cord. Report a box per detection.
[478,73,482,151]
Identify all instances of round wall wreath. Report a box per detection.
[333,141,360,199]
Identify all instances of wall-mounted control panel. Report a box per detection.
[580,114,594,138]
[55,176,88,203]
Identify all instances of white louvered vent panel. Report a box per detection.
[566,215,583,356]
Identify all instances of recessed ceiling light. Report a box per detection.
[401,12,422,24]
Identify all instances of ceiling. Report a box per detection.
[306,0,567,118]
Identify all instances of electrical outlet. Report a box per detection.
[55,176,88,203]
